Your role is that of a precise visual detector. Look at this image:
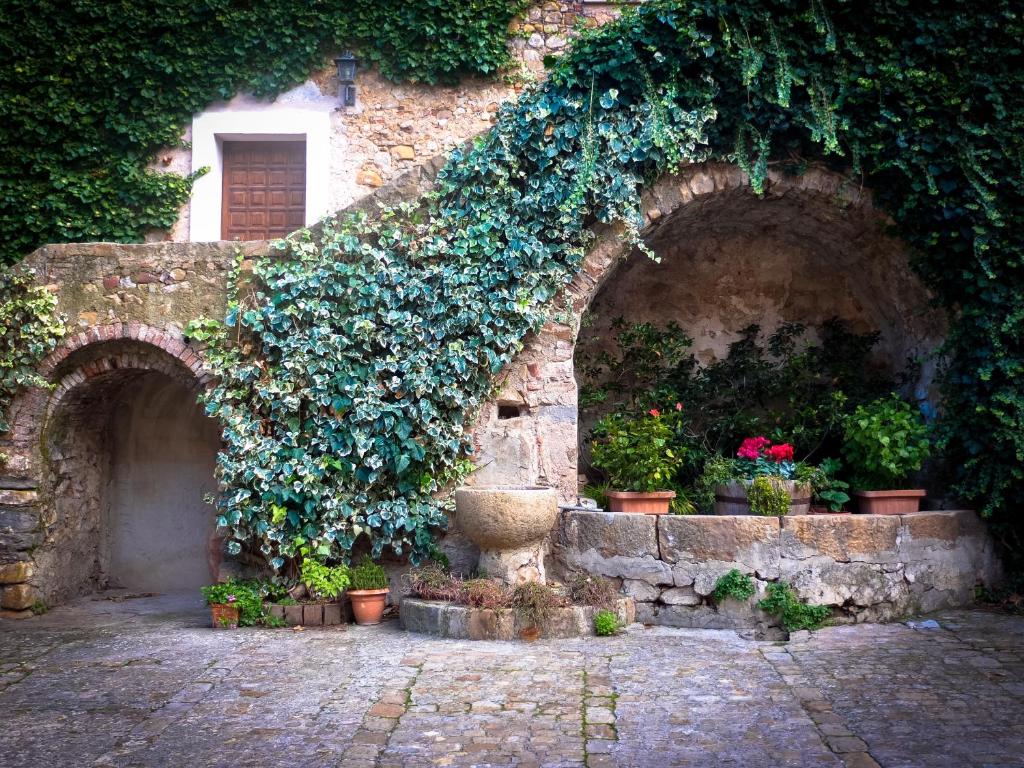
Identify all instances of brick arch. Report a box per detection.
[470,161,905,502]
[5,323,210,444]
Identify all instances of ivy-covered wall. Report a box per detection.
[0,0,546,264]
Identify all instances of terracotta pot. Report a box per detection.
[210,603,240,629]
[606,490,676,515]
[349,588,389,625]
[714,480,811,516]
[853,489,926,515]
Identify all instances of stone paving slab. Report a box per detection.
[0,593,1022,767]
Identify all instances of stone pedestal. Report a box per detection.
[454,485,558,585]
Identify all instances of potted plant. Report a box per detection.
[710,437,812,515]
[589,409,681,514]
[842,394,931,514]
[348,557,390,625]
[200,580,262,629]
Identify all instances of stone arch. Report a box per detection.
[8,324,221,605]
[471,162,944,503]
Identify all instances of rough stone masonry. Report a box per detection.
[555,509,1002,638]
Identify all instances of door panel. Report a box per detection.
[221,141,306,240]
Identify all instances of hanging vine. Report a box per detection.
[189,0,1019,567]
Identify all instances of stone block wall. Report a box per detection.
[554,510,1002,638]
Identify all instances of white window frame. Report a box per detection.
[189,107,331,241]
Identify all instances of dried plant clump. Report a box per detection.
[566,572,619,609]
[461,579,513,610]
[510,581,568,628]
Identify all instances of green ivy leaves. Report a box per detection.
[190,0,1024,569]
[0,0,527,265]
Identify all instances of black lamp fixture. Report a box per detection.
[334,51,358,107]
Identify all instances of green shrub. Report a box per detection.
[842,395,931,490]
[757,582,831,632]
[748,475,791,517]
[300,558,350,601]
[712,569,755,602]
[350,558,389,591]
[593,609,621,637]
[590,411,682,492]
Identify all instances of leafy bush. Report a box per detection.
[757,582,831,632]
[300,558,350,601]
[842,395,931,489]
[593,609,622,637]
[748,476,792,517]
[580,320,893,467]
[795,458,850,512]
[712,569,756,602]
[350,558,389,591]
[590,410,682,492]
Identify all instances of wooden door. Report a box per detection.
[221,141,306,240]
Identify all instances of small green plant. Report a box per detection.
[510,582,566,628]
[350,558,389,591]
[593,609,622,636]
[590,410,683,492]
[795,458,850,512]
[748,475,791,517]
[712,569,756,602]
[29,599,47,615]
[842,395,931,490]
[200,580,264,627]
[757,582,831,632]
[300,558,350,601]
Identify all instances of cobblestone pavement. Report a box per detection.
[1,594,1022,768]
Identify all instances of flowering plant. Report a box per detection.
[590,409,683,492]
[734,436,798,480]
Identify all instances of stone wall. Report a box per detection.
[555,510,1002,638]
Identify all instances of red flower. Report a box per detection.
[648,408,661,417]
[675,402,683,411]
[737,436,770,460]
[766,443,794,462]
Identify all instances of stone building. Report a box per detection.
[0,1,992,622]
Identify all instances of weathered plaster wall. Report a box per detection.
[556,510,1002,638]
[106,373,220,592]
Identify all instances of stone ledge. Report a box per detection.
[554,510,1002,635]
[400,597,635,641]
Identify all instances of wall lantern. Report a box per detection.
[334,51,358,107]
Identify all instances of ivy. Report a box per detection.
[0,0,527,266]
[0,270,65,434]
[158,0,1024,569]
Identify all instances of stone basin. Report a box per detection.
[454,485,558,551]
[454,485,558,584]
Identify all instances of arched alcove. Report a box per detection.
[575,179,946,472]
[471,163,946,504]
[28,329,220,603]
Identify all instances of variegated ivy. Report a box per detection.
[197,0,1024,567]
